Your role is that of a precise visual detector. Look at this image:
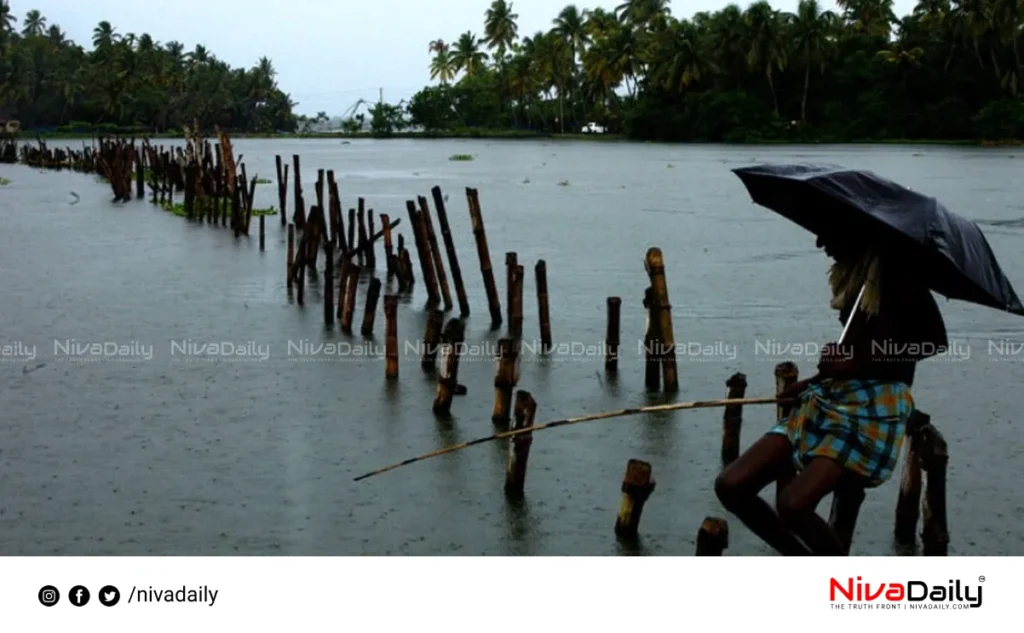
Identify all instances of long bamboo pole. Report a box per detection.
[353,396,788,482]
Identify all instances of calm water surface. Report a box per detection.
[1,139,1023,555]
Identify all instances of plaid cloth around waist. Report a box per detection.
[768,378,914,488]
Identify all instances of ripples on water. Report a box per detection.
[0,140,1023,555]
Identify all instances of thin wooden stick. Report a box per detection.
[353,396,787,482]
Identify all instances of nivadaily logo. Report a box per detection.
[830,576,983,609]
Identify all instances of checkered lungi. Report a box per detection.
[767,378,914,488]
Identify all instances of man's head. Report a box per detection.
[816,234,860,263]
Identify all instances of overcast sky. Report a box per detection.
[12,0,919,116]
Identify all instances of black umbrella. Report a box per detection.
[732,163,1024,317]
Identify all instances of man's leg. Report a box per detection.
[776,457,846,555]
[715,434,811,556]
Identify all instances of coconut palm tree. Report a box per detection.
[452,32,488,76]
[47,24,66,46]
[787,0,839,122]
[430,47,456,84]
[93,20,117,49]
[745,1,788,115]
[484,0,519,62]
[21,9,45,37]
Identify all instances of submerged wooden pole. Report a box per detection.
[324,241,335,326]
[433,319,467,416]
[381,213,395,278]
[695,517,729,556]
[605,297,622,373]
[466,188,502,328]
[721,373,748,466]
[645,248,678,392]
[357,200,369,267]
[292,154,304,228]
[919,423,949,556]
[510,265,524,340]
[421,308,445,371]
[894,411,928,546]
[361,278,383,337]
[643,287,662,391]
[384,294,399,379]
[418,196,452,311]
[406,200,441,306]
[341,264,361,334]
[348,208,356,261]
[491,338,521,426]
[337,259,351,319]
[536,261,552,350]
[275,155,288,226]
[504,390,537,500]
[505,252,518,328]
[431,186,470,317]
[287,223,296,289]
[259,214,266,251]
[614,459,656,539]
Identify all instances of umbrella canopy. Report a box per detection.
[732,163,1024,317]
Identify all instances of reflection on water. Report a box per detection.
[1,140,1023,555]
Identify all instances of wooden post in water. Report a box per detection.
[644,248,678,392]
[431,186,470,317]
[491,338,521,426]
[465,188,502,328]
[421,309,444,371]
[536,261,552,350]
[644,287,662,391]
[505,252,518,328]
[287,223,295,289]
[341,265,361,334]
[348,208,356,260]
[417,196,452,310]
[433,319,466,416]
[357,200,369,267]
[384,295,399,379]
[894,411,928,546]
[510,265,524,340]
[136,149,145,199]
[774,362,799,422]
[337,260,350,319]
[721,373,748,466]
[406,200,440,306]
[324,241,335,326]
[504,390,537,500]
[367,209,377,269]
[614,459,656,540]
[605,297,622,373]
[695,517,730,556]
[315,169,325,220]
[361,278,382,337]
[919,423,949,556]
[381,214,395,279]
[259,215,265,251]
[292,154,305,228]
[276,156,288,226]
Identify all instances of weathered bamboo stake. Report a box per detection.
[535,261,552,350]
[504,390,537,500]
[183,163,197,218]
[509,262,524,340]
[695,517,730,555]
[381,214,395,278]
[645,248,678,392]
[384,295,399,379]
[505,252,518,328]
[335,259,349,319]
[259,215,265,251]
[297,247,306,306]
[340,219,404,263]
[361,278,383,337]
[292,154,305,228]
[466,187,502,328]
[245,175,256,235]
[276,156,288,226]
[341,264,361,334]
[287,224,295,288]
[399,245,415,290]
[315,169,325,222]
[774,362,799,422]
[919,423,949,556]
[136,149,145,199]
[431,186,470,317]
[492,338,521,426]
[367,209,376,268]
[357,199,368,267]
[324,241,336,325]
[605,297,622,372]
[348,208,356,261]
[433,319,467,416]
[643,287,662,391]
[406,200,441,306]
[327,170,342,249]
[614,459,656,539]
[417,196,452,310]
[421,308,445,371]
[721,373,748,466]
[894,411,928,546]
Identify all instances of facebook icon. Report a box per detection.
[69,585,90,607]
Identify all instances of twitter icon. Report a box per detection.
[99,586,120,607]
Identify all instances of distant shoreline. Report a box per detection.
[19,129,1022,147]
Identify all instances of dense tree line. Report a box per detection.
[404,0,1024,141]
[0,2,297,132]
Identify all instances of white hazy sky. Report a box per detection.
[11,0,919,115]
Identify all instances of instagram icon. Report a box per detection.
[38,585,60,607]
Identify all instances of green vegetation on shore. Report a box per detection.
[0,2,296,133]
[0,176,10,185]
[386,0,1024,143]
